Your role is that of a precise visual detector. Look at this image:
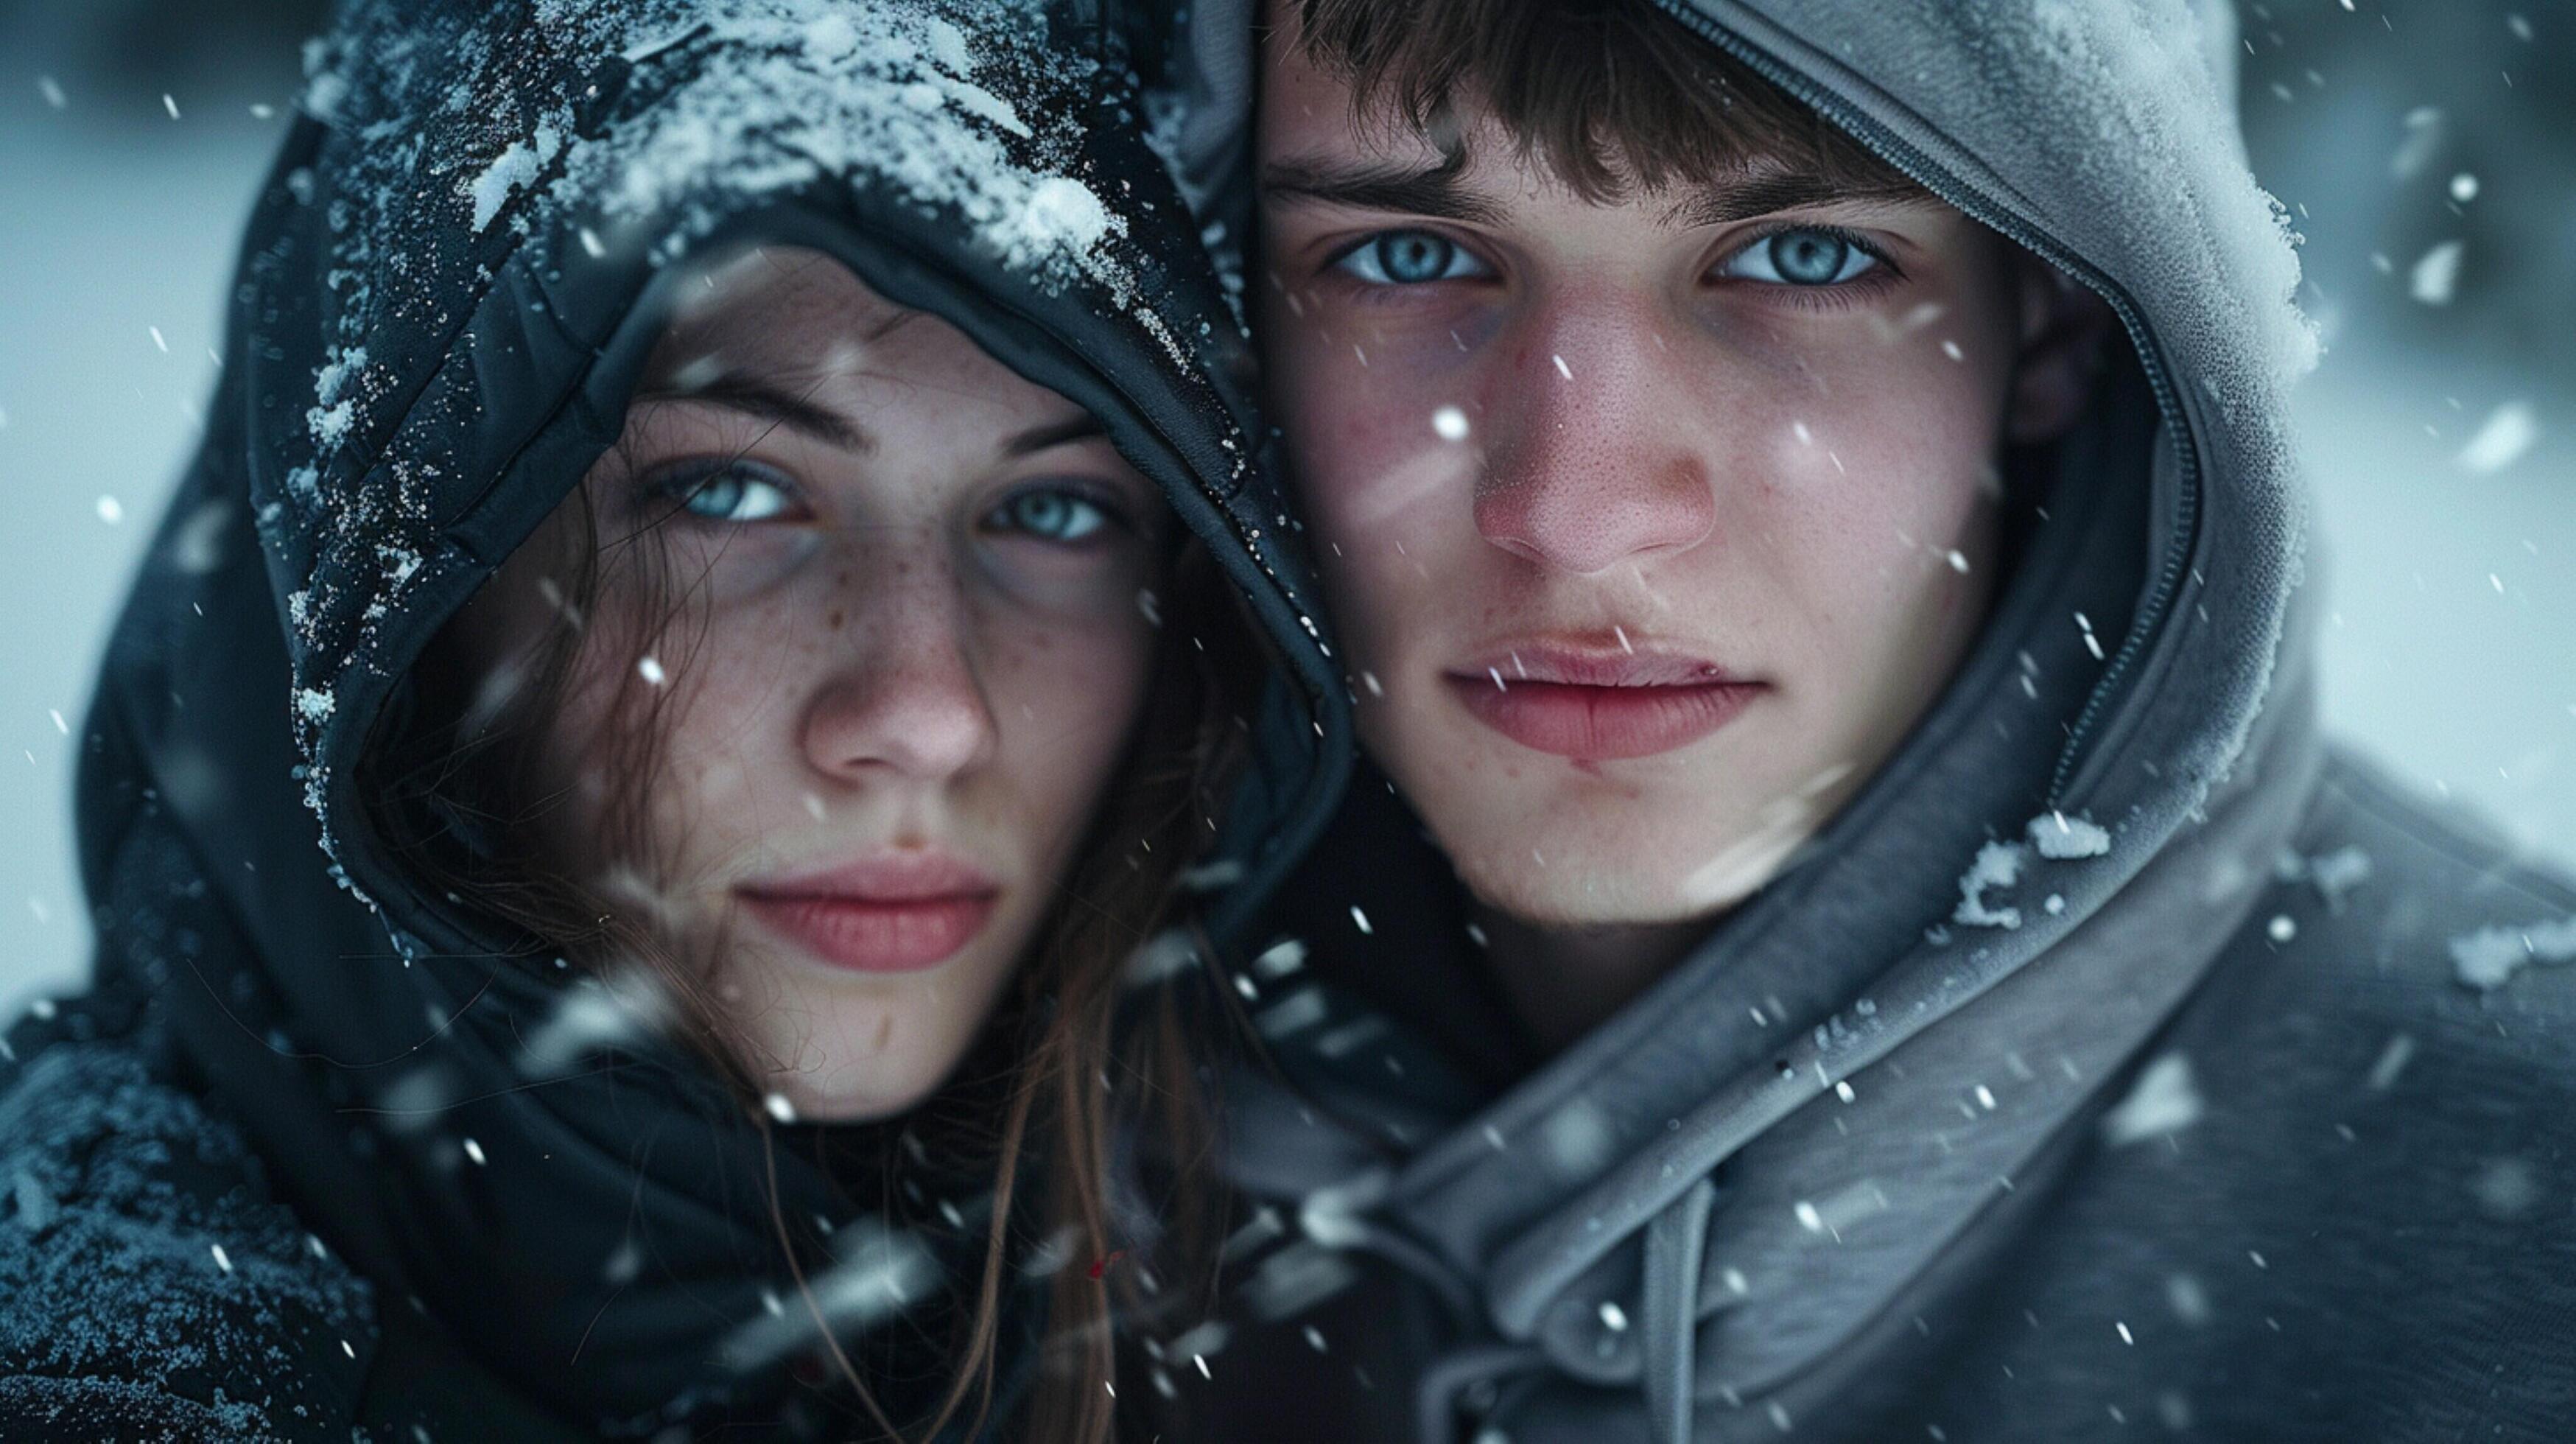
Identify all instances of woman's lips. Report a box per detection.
[1445,645,1766,760]
[736,853,1000,973]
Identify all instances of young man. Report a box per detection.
[1150,1,2576,1440]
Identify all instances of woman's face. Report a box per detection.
[460,248,1167,1121]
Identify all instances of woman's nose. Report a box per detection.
[799,561,1000,783]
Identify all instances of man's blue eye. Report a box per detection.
[1334,231,1488,286]
[992,487,1110,542]
[669,463,795,522]
[1724,229,1881,287]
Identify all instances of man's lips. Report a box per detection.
[1444,644,1766,760]
[735,853,1000,973]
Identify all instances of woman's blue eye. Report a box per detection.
[1724,229,1881,287]
[992,487,1111,543]
[667,462,796,522]
[1333,231,1489,286]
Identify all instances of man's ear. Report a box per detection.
[2005,256,2116,444]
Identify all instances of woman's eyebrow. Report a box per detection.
[634,375,869,452]
[1003,416,1107,456]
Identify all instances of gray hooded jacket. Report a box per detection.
[1145,3,2576,1440]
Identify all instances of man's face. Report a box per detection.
[1257,32,2085,928]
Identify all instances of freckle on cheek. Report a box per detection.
[827,609,844,631]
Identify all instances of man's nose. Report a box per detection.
[800,553,999,784]
[1470,298,1717,575]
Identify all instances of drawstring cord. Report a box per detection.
[1414,1342,1545,1444]
[1384,1173,1722,1444]
[1641,1177,1717,1444]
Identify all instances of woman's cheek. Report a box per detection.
[988,607,1157,772]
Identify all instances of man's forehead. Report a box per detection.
[1254,32,1931,224]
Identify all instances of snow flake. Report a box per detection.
[1252,939,1308,978]
[2469,1157,2540,1220]
[2456,402,2538,474]
[2390,106,2443,179]
[2449,916,2576,991]
[2101,1054,2201,1147]
[2409,241,2464,305]
[716,1216,939,1373]
[2365,1032,2415,1092]
[2165,1273,2211,1326]
[12,1169,55,1233]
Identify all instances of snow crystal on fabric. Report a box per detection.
[2012,0,2317,385]
[556,0,1126,288]
[2449,915,2576,992]
[0,1042,374,1431]
[1954,840,2031,930]
[468,124,564,231]
[2028,812,2112,859]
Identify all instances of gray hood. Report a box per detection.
[1166,1,2331,1439]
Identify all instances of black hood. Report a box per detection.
[76,0,1346,1434]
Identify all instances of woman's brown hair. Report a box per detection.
[363,297,1260,1443]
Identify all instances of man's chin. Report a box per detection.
[1448,854,1719,933]
[1436,813,1822,932]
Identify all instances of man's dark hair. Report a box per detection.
[1288,0,1919,203]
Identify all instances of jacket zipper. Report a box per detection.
[1650,1,2203,805]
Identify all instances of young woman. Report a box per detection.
[0,2,1346,1440]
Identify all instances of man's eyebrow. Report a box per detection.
[1660,170,1934,230]
[633,374,868,452]
[1259,158,1506,225]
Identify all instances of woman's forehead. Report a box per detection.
[646,246,913,386]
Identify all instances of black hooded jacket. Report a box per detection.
[0,1,1348,1439]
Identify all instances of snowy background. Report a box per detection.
[2,0,2569,1008]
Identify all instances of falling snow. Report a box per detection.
[2101,1054,2203,1147]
